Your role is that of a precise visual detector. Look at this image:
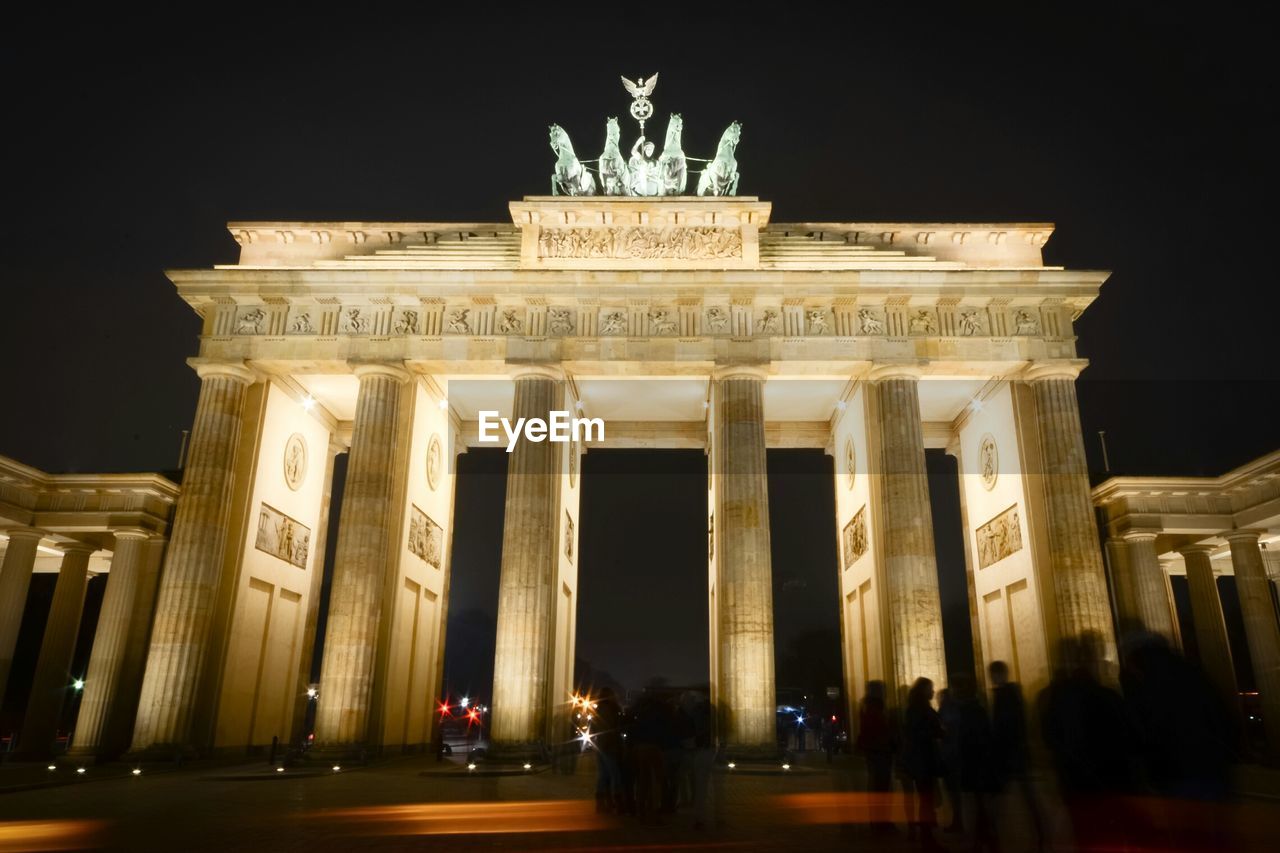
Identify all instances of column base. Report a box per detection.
[123,743,201,765]
[483,740,550,766]
[60,748,106,766]
[720,742,784,763]
[306,742,373,765]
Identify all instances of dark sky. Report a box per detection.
[3,12,1277,704]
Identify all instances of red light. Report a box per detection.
[831,716,837,721]
[438,701,452,718]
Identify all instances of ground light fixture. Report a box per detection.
[76,768,86,774]
[782,763,791,771]
[522,763,532,770]
[46,765,55,771]
[132,769,142,776]
[727,762,735,770]
[467,763,476,771]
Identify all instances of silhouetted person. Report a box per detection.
[951,673,999,852]
[988,660,1044,851]
[1040,632,1142,850]
[901,677,944,851]
[821,714,837,763]
[629,691,668,824]
[937,686,964,832]
[683,692,717,829]
[855,680,896,833]
[593,689,623,813]
[1121,631,1237,851]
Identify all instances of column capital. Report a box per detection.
[350,361,410,382]
[1178,543,1218,558]
[56,540,98,556]
[867,362,923,381]
[1021,359,1089,382]
[1120,528,1161,543]
[712,364,769,382]
[507,363,565,382]
[1222,529,1265,545]
[188,358,256,385]
[2,527,48,544]
[112,528,153,544]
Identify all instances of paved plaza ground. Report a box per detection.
[1,751,1278,851]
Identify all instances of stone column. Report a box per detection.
[1179,545,1238,708]
[490,367,563,755]
[67,529,151,761]
[712,368,776,753]
[1105,537,1137,632]
[20,542,95,757]
[0,528,46,708]
[1121,530,1177,642]
[1225,530,1280,756]
[870,366,946,696]
[1025,364,1117,668]
[131,362,253,755]
[314,364,409,752]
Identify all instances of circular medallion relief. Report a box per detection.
[844,438,856,490]
[283,433,307,491]
[979,433,999,491]
[426,433,443,491]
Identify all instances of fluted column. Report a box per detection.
[1180,545,1238,708]
[130,362,253,755]
[314,363,409,752]
[490,367,563,754]
[1105,537,1137,631]
[1225,530,1280,756]
[68,529,151,760]
[21,542,95,757]
[1025,364,1117,667]
[871,366,946,695]
[1120,530,1177,642]
[0,528,46,708]
[713,368,776,752]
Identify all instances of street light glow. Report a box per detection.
[73,679,85,691]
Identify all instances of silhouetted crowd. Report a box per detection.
[559,688,720,828]
[856,629,1242,851]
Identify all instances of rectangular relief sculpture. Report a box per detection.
[408,504,443,569]
[843,506,867,568]
[977,504,1023,569]
[254,503,311,569]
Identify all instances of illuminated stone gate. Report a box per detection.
[109,195,1120,759]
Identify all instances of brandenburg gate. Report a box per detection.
[102,189,1116,760]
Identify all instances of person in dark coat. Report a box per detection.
[1039,632,1142,851]
[901,677,944,850]
[855,680,896,833]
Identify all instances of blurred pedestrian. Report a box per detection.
[901,677,944,851]
[855,680,896,833]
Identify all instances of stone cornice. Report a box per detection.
[1092,448,1280,503]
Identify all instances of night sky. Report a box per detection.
[2,13,1277,711]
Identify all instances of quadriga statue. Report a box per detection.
[598,117,631,196]
[549,124,596,196]
[656,113,687,195]
[697,121,742,196]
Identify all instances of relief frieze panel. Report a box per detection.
[537,226,743,260]
[976,504,1023,569]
